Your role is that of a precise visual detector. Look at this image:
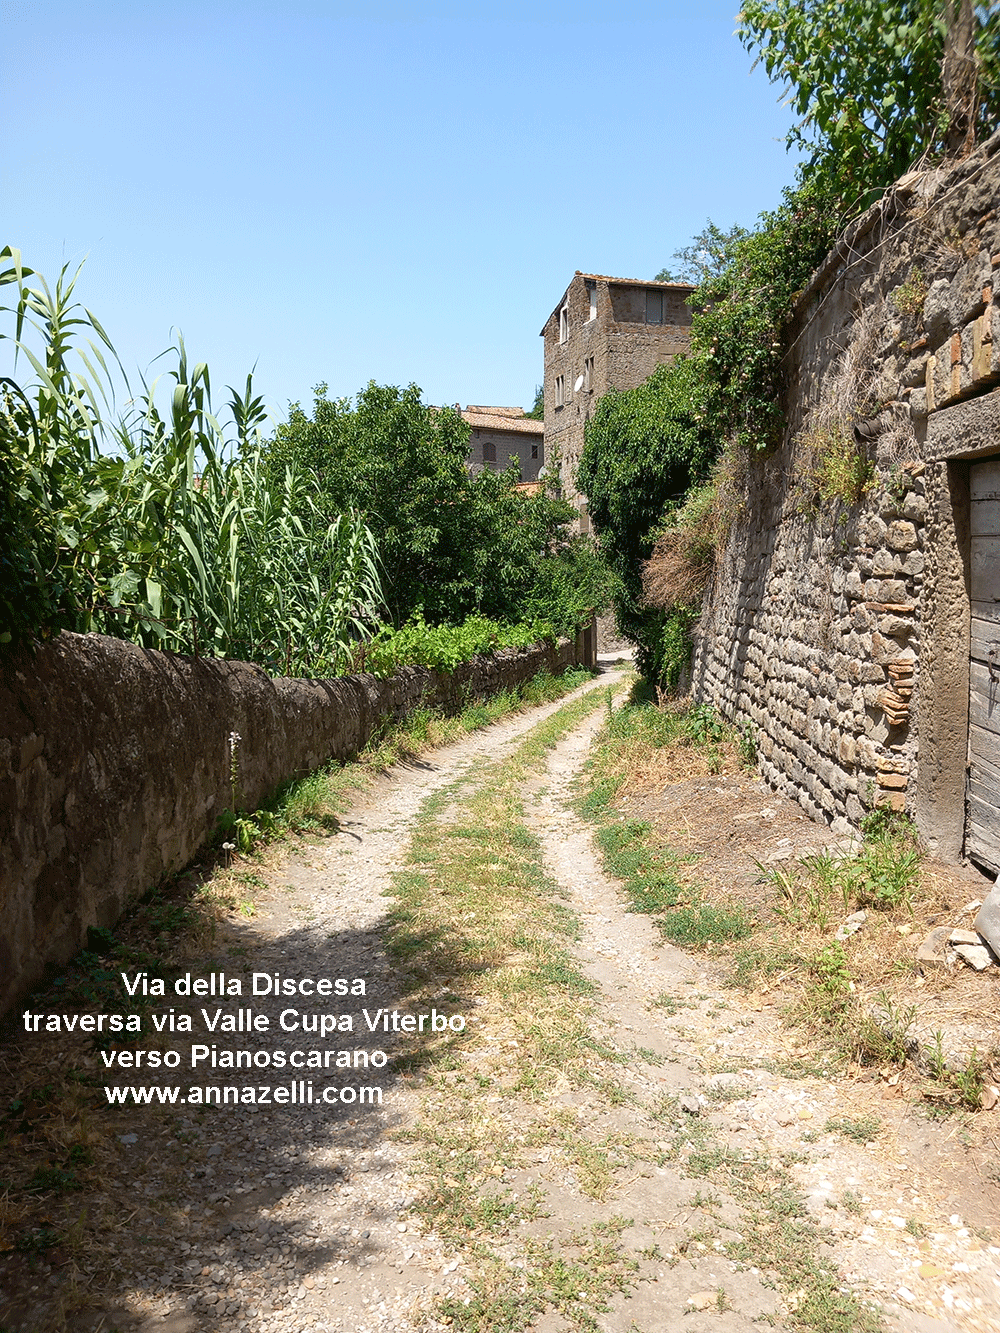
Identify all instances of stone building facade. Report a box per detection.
[540,273,693,527]
[462,405,544,482]
[691,132,1000,872]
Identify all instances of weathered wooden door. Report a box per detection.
[967,459,1000,872]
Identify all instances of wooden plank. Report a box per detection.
[970,459,1000,501]
[971,537,1000,601]
[969,687,1000,735]
[971,500,1000,537]
[970,621,1000,666]
[965,808,1000,875]
[972,600,1000,627]
[970,770,1000,810]
[970,721,1000,772]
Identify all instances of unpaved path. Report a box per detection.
[528,704,1000,1333]
[4,665,999,1333]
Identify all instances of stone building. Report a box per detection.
[691,132,1000,873]
[462,405,544,482]
[540,272,693,527]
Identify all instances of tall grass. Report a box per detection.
[0,248,382,670]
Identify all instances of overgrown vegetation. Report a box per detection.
[263,382,609,635]
[580,3,1000,684]
[1,252,607,667]
[0,251,383,667]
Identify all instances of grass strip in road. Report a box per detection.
[386,682,645,1332]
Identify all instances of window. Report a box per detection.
[587,285,597,321]
[482,441,496,462]
[646,290,665,325]
[559,304,569,343]
[555,374,565,407]
[584,356,594,391]
[531,443,539,460]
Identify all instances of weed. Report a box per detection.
[651,992,689,1014]
[823,1115,881,1144]
[14,1226,62,1254]
[904,1218,929,1239]
[851,992,916,1066]
[810,942,851,1001]
[892,266,928,322]
[26,1165,82,1195]
[657,902,754,948]
[841,1190,864,1216]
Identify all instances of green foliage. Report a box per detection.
[658,608,699,694]
[362,613,557,676]
[581,184,839,677]
[739,0,1000,200]
[578,357,712,678]
[653,220,751,285]
[525,385,544,420]
[658,902,755,947]
[0,251,383,671]
[800,422,875,508]
[893,265,930,319]
[264,384,598,634]
[688,177,844,455]
[823,1114,882,1143]
[809,941,852,999]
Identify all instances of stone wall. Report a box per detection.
[1,625,596,1018]
[691,131,1000,864]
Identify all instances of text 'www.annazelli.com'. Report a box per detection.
[103,1082,382,1106]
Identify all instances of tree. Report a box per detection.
[576,358,713,678]
[653,221,750,286]
[525,385,544,420]
[264,382,602,632]
[739,0,1000,197]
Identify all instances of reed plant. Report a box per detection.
[1,248,382,671]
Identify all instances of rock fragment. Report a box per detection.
[915,926,952,968]
[973,881,1000,956]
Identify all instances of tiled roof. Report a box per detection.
[575,272,695,290]
[461,407,544,435]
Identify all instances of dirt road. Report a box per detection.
[3,665,998,1333]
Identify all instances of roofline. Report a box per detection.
[540,272,695,334]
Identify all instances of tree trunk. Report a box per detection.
[943,0,979,157]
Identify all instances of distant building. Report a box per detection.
[540,272,694,529]
[462,405,544,482]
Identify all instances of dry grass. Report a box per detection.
[642,446,749,615]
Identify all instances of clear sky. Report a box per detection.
[3,0,800,426]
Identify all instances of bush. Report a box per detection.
[359,614,557,677]
[264,383,605,635]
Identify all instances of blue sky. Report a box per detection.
[3,0,800,426]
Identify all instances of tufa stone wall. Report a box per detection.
[1,625,596,1019]
[692,131,1000,863]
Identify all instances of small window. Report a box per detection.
[482,441,496,463]
[531,443,539,460]
[559,304,569,343]
[584,355,594,391]
[587,285,597,321]
[646,290,664,325]
[555,374,565,407]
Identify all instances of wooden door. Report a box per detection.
[967,459,1000,872]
